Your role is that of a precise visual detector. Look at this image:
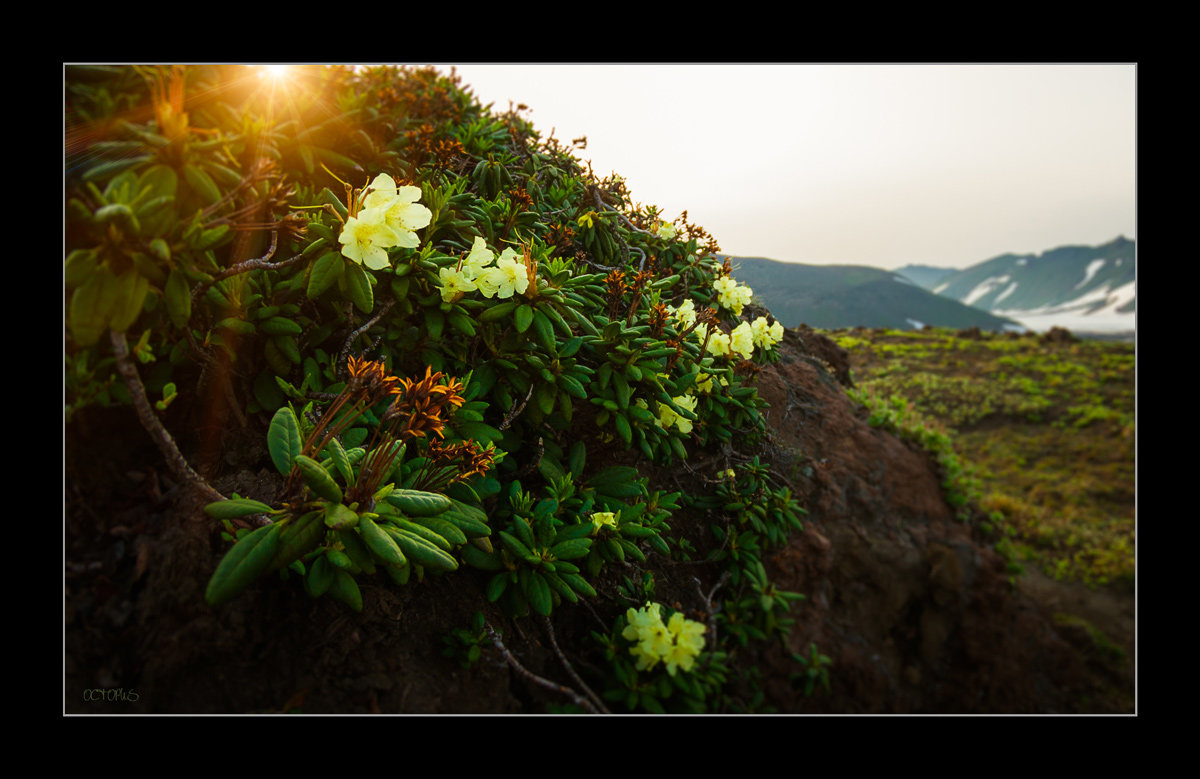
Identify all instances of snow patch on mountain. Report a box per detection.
[995,281,1135,333]
[1075,258,1106,289]
[994,281,1018,305]
[963,275,1012,306]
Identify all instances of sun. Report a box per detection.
[260,64,291,80]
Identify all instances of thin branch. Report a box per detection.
[109,330,225,505]
[484,622,603,714]
[514,435,544,479]
[591,188,648,272]
[191,232,307,303]
[697,571,730,651]
[338,299,395,377]
[540,616,611,714]
[498,384,534,431]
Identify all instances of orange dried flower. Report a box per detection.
[347,355,400,399]
[383,367,467,441]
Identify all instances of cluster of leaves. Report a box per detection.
[456,456,684,618]
[65,65,789,614]
[65,66,827,715]
[580,459,813,713]
[690,459,808,645]
[204,357,498,609]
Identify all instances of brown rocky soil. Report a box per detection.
[63,327,1134,714]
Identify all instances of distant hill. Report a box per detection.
[894,264,957,289]
[723,256,1022,332]
[919,237,1135,334]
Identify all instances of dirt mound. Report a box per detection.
[1041,326,1080,344]
[64,328,1133,714]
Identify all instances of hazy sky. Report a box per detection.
[443,64,1136,270]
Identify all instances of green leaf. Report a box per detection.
[267,406,303,475]
[323,502,358,530]
[183,163,222,204]
[204,498,275,519]
[386,489,452,517]
[530,309,557,354]
[524,571,553,616]
[486,572,509,602]
[342,261,374,313]
[164,268,192,328]
[138,163,178,200]
[325,437,353,484]
[205,523,282,606]
[307,251,343,298]
[305,554,334,597]
[548,537,592,560]
[297,455,344,504]
[327,568,363,611]
[426,308,444,339]
[515,304,534,333]
[68,265,119,346]
[454,421,503,445]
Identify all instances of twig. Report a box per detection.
[109,330,225,505]
[592,188,653,239]
[484,622,603,714]
[540,616,611,714]
[580,596,611,633]
[338,299,395,377]
[591,189,648,272]
[514,435,544,479]
[697,570,730,654]
[498,384,534,431]
[191,232,305,303]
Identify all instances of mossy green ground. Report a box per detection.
[831,327,1135,588]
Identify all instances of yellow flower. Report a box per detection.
[655,221,676,240]
[438,266,476,303]
[338,208,400,270]
[730,321,755,360]
[591,511,618,533]
[463,236,495,279]
[670,298,697,328]
[361,173,431,249]
[663,642,700,676]
[361,173,412,209]
[670,394,697,435]
[622,603,664,641]
[700,325,731,358]
[751,316,785,349]
[576,212,594,229]
[623,603,706,676]
[667,611,707,652]
[629,643,660,671]
[714,275,753,316]
[477,247,529,299]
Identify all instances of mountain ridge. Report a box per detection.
[720,255,1023,332]
[902,236,1135,334]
